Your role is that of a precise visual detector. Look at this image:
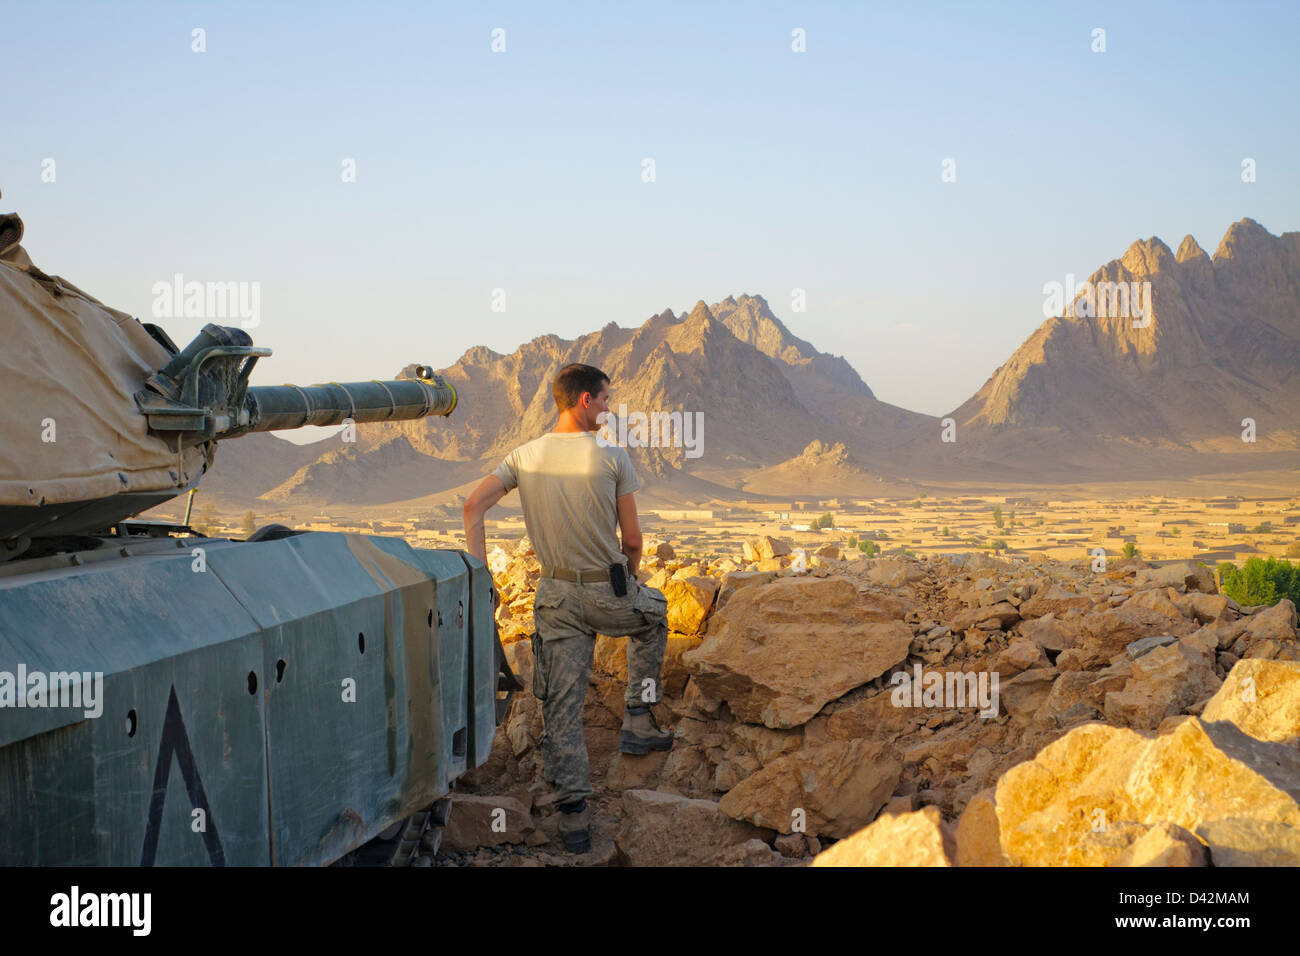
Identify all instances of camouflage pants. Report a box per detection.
[531,575,668,806]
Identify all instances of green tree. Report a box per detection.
[1218,557,1300,608]
[940,526,950,537]
[241,510,257,537]
[859,540,878,557]
[992,506,1004,529]
[847,535,859,549]
[991,539,1008,552]
[1122,542,1139,558]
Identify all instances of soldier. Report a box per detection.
[462,363,672,854]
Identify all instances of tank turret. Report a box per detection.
[0,209,457,556]
[0,196,516,867]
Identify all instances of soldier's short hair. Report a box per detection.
[552,363,610,411]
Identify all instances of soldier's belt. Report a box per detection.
[540,565,611,584]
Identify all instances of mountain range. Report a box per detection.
[199,218,1300,511]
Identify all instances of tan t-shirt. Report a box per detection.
[491,431,640,572]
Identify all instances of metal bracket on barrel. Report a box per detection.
[135,345,271,436]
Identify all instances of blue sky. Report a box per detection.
[3,0,1295,432]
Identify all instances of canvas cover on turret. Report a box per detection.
[0,208,208,507]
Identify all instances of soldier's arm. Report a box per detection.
[462,475,508,564]
[616,492,643,577]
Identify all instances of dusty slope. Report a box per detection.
[200,432,331,501]
[742,439,920,497]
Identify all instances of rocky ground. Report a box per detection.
[433,536,1300,866]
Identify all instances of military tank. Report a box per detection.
[0,196,517,866]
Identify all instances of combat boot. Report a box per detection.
[556,799,590,854]
[620,704,674,755]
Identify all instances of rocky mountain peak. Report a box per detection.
[684,300,715,326]
[458,345,505,367]
[1175,235,1208,264]
[711,293,816,365]
[1213,217,1273,262]
[955,218,1300,451]
[708,293,877,409]
[1120,236,1176,278]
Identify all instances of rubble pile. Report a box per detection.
[446,536,1300,867]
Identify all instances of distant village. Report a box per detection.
[178,493,1300,568]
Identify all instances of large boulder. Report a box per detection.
[718,739,902,839]
[1243,599,1299,644]
[867,558,926,588]
[606,749,672,792]
[1124,588,1192,622]
[615,789,773,866]
[1017,613,1080,653]
[999,667,1058,722]
[1068,821,1208,866]
[992,717,1300,866]
[952,602,1021,632]
[727,721,805,765]
[1200,658,1300,746]
[683,577,912,729]
[1020,585,1093,618]
[660,575,719,636]
[1075,605,1194,668]
[995,638,1051,677]
[716,570,778,609]
[1194,818,1300,866]
[1133,562,1218,594]
[803,686,919,746]
[954,789,1008,866]
[1032,670,1104,728]
[743,535,791,563]
[441,794,534,853]
[1182,591,1233,624]
[811,807,955,866]
[1103,640,1222,730]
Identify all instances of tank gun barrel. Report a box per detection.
[243,376,456,434]
[134,324,457,445]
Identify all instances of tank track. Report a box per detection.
[332,797,453,867]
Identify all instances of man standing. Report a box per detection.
[462,363,672,854]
